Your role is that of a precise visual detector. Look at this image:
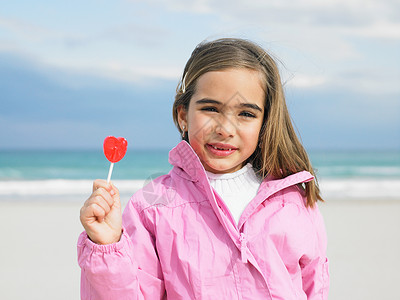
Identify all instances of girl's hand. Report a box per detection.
[80,180,122,245]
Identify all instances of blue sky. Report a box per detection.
[1,0,399,150]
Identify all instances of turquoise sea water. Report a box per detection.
[309,150,400,179]
[0,149,399,200]
[0,149,171,180]
[1,149,399,180]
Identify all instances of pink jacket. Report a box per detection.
[78,141,329,299]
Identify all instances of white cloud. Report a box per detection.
[286,74,327,88]
[0,13,176,84]
[344,21,400,40]
[89,62,182,83]
[0,16,62,43]
[335,68,400,96]
[144,0,400,40]
[29,58,182,88]
[131,0,213,14]
[1,0,399,94]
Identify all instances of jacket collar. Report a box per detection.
[168,140,315,230]
[169,141,314,187]
[169,141,240,244]
[168,140,207,183]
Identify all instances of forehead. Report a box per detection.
[193,68,265,107]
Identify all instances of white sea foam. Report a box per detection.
[316,166,400,178]
[0,179,146,202]
[1,178,399,202]
[319,178,400,199]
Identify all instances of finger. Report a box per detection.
[90,202,107,222]
[83,189,112,212]
[92,179,112,193]
[81,201,106,223]
[90,194,112,217]
[109,183,120,201]
[92,187,114,207]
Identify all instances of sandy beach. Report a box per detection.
[0,197,399,300]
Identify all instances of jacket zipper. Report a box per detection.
[239,232,248,263]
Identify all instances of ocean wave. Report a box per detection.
[316,166,400,178]
[1,178,399,201]
[318,178,400,199]
[0,179,146,201]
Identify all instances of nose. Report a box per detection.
[215,113,236,137]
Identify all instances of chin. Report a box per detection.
[206,162,240,174]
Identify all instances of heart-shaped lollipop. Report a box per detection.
[103,136,128,182]
[104,136,128,163]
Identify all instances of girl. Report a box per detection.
[78,38,329,299]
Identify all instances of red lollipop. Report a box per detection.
[103,136,128,183]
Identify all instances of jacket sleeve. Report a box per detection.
[300,203,330,300]
[77,197,166,300]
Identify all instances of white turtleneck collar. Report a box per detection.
[205,163,262,225]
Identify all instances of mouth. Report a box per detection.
[206,143,238,156]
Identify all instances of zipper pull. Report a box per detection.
[239,232,248,263]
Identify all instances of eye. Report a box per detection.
[239,111,256,118]
[201,106,218,112]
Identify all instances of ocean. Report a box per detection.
[1,149,399,201]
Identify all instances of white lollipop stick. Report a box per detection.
[107,162,114,183]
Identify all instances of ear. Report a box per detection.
[177,105,188,131]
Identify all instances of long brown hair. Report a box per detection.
[172,38,323,207]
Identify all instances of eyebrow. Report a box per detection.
[195,98,263,112]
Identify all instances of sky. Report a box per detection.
[0,0,399,150]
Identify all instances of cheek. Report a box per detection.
[189,114,213,142]
[245,123,263,147]
[188,135,207,163]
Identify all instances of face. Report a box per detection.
[177,68,265,174]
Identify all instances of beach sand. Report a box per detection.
[0,198,399,300]
[320,198,400,300]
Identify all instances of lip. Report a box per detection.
[206,143,238,157]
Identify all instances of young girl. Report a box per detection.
[78,38,329,299]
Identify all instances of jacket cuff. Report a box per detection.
[78,228,127,253]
